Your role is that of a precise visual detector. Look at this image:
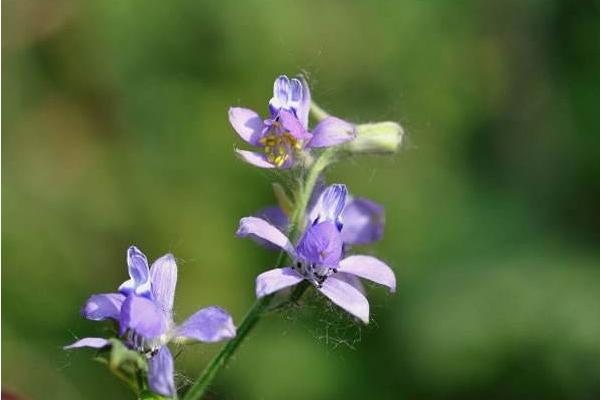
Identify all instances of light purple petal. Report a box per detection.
[119,246,152,298]
[309,184,347,228]
[278,109,311,140]
[288,78,303,113]
[148,346,175,397]
[175,306,236,343]
[305,179,326,223]
[119,295,169,338]
[307,117,356,148]
[256,206,289,232]
[228,107,265,145]
[150,254,177,315]
[235,149,276,169]
[63,337,110,350]
[236,217,295,255]
[338,255,396,292]
[255,267,304,297]
[269,75,290,115]
[297,76,311,129]
[295,221,343,266]
[334,272,365,295]
[81,293,125,321]
[341,197,384,245]
[318,276,370,323]
[253,206,290,250]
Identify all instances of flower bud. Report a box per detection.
[346,121,404,155]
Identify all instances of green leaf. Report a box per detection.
[139,390,170,400]
[109,338,148,372]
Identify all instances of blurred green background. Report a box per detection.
[3,0,600,398]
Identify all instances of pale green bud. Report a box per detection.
[347,121,404,155]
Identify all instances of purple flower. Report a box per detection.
[256,183,385,249]
[65,246,236,398]
[229,75,356,168]
[236,185,395,323]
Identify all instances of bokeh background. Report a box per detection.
[3,0,600,399]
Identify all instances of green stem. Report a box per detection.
[182,141,334,400]
[182,293,274,400]
[288,149,335,239]
[310,101,331,122]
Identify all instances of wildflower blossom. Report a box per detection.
[65,246,236,397]
[236,185,395,323]
[229,75,356,168]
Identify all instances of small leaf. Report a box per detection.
[108,338,148,372]
[140,390,171,400]
[272,182,294,216]
[93,355,109,366]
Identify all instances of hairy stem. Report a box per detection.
[310,101,331,122]
[182,107,333,400]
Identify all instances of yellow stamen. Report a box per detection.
[260,130,302,167]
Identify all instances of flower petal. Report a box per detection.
[175,306,236,343]
[119,246,152,298]
[81,293,125,321]
[296,221,343,266]
[228,107,265,145]
[119,295,169,338]
[148,346,176,397]
[255,267,304,297]
[296,76,311,129]
[253,206,290,250]
[278,109,311,140]
[236,217,295,255]
[256,206,289,232]
[338,255,396,292]
[333,272,365,295]
[235,149,276,169]
[63,337,110,350]
[305,179,326,223]
[269,75,290,115]
[307,116,356,148]
[341,197,384,245]
[318,276,370,323]
[150,254,177,315]
[288,78,303,113]
[309,184,347,228]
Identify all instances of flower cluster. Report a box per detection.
[231,75,398,322]
[66,74,402,399]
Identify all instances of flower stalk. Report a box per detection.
[309,101,331,122]
[182,103,334,400]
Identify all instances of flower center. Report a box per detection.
[125,330,167,357]
[259,124,302,167]
[292,259,337,288]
